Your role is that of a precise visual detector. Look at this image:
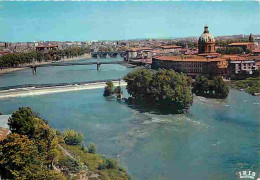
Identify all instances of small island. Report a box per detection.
[122,68,230,114]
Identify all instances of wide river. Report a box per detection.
[0,58,259,180]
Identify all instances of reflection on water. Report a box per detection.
[0,88,259,180]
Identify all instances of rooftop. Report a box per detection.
[160,45,182,49]
[128,47,153,51]
[0,127,9,141]
[228,42,254,46]
[153,55,226,62]
[36,45,58,48]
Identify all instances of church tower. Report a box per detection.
[249,33,254,42]
[198,26,216,54]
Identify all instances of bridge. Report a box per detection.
[29,60,129,74]
[91,51,127,58]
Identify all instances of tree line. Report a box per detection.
[0,47,91,68]
[216,47,244,55]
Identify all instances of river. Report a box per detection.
[0,58,259,180]
[0,57,130,88]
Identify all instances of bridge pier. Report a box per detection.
[97,63,101,70]
[32,66,37,75]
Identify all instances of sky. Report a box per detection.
[0,1,259,42]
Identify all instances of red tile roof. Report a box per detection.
[160,45,182,49]
[0,127,9,141]
[228,42,254,46]
[154,55,226,62]
[128,47,153,51]
[252,49,260,53]
[36,45,58,48]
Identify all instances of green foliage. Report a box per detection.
[192,75,229,98]
[1,108,65,179]
[81,144,88,153]
[0,51,44,68]
[8,107,38,136]
[175,40,198,49]
[216,47,244,54]
[0,133,65,180]
[0,133,39,179]
[61,144,102,171]
[98,157,119,170]
[231,77,260,95]
[103,81,115,97]
[62,144,130,180]
[1,107,130,180]
[114,86,122,95]
[58,155,80,172]
[215,38,248,47]
[124,68,193,113]
[88,143,97,154]
[0,47,91,68]
[64,129,83,145]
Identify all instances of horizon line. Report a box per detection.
[1,33,259,43]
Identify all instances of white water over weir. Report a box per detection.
[0,80,127,99]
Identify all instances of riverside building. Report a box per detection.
[152,26,259,78]
[152,26,227,77]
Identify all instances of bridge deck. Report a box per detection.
[2,61,128,69]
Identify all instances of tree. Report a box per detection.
[123,68,153,100]
[64,130,83,145]
[192,75,209,96]
[0,132,65,180]
[216,47,243,54]
[211,76,229,98]
[124,69,193,113]
[0,133,40,179]
[103,81,114,97]
[8,107,38,136]
[192,75,229,99]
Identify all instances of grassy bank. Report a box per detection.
[61,144,130,180]
[0,107,130,180]
[230,77,260,95]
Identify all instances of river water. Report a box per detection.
[0,57,130,88]
[0,58,259,180]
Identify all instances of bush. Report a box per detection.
[88,143,96,154]
[81,144,88,153]
[64,130,83,145]
[103,81,114,97]
[98,157,119,170]
[58,156,80,172]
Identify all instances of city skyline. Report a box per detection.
[0,1,259,42]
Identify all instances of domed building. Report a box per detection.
[249,33,254,42]
[198,26,216,54]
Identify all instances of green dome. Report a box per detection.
[198,26,215,43]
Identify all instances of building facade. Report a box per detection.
[35,45,58,51]
[152,56,228,77]
[126,47,153,60]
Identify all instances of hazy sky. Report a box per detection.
[0,1,259,42]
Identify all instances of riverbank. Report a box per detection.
[0,53,92,74]
[230,77,260,95]
[0,80,127,99]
